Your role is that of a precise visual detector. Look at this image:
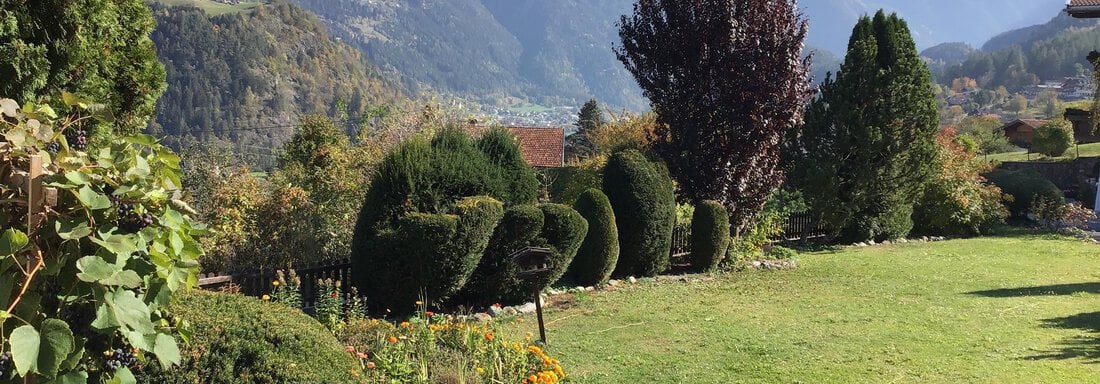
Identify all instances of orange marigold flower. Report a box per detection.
[356,352,368,359]
[387,336,398,344]
[366,361,376,369]
[345,345,355,353]
[400,321,410,328]
[484,332,494,341]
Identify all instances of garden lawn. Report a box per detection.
[987,142,1100,163]
[151,0,259,15]
[505,233,1100,383]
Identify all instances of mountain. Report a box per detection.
[941,11,1100,89]
[921,42,975,76]
[148,1,403,167]
[804,0,1067,54]
[806,46,841,84]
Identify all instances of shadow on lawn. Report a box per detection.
[966,282,1100,297]
[1025,312,1100,362]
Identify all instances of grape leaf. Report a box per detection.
[0,229,28,256]
[76,185,112,210]
[10,325,39,376]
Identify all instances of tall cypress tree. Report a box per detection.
[787,11,938,242]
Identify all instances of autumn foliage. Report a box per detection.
[912,127,1009,236]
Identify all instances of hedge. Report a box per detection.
[138,291,361,383]
[529,203,588,290]
[690,200,731,272]
[603,150,676,277]
[567,189,619,286]
[457,204,545,305]
[985,169,1063,217]
[355,196,503,316]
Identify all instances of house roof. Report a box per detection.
[466,123,565,168]
[1067,0,1100,18]
[506,127,564,168]
[1002,119,1048,132]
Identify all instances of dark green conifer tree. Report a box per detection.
[786,11,938,242]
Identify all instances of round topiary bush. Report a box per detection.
[985,169,1063,217]
[567,188,619,286]
[531,203,588,289]
[690,200,731,272]
[352,125,536,316]
[459,205,545,305]
[138,291,362,383]
[603,149,676,277]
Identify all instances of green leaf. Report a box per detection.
[76,256,118,282]
[5,126,27,147]
[153,333,181,369]
[56,220,92,240]
[90,233,138,256]
[125,155,150,179]
[35,104,57,119]
[0,98,18,117]
[0,229,28,256]
[101,270,142,288]
[10,325,39,376]
[107,366,136,384]
[107,290,154,334]
[38,319,75,378]
[55,370,88,384]
[63,171,92,186]
[123,134,157,147]
[76,185,112,210]
[91,303,119,330]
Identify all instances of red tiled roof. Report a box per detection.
[1069,0,1100,6]
[506,127,564,168]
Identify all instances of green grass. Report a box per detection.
[150,0,259,15]
[505,234,1100,383]
[987,142,1100,163]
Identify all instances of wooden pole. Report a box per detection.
[27,155,43,233]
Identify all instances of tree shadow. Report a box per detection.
[1025,312,1100,362]
[966,282,1100,298]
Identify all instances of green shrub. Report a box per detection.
[531,203,588,289]
[548,154,607,204]
[985,169,1063,217]
[1031,120,1075,157]
[478,126,540,204]
[603,150,676,277]
[766,245,799,260]
[356,197,503,316]
[690,200,731,272]
[138,291,361,384]
[459,205,546,305]
[567,189,620,286]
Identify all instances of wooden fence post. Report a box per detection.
[27,155,43,233]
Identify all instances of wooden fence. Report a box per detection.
[197,259,352,306]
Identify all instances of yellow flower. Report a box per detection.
[415,300,423,305]
[272,280,280,287]
[476,367,485,375]
[261,294,271,301]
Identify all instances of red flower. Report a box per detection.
[331,292,338,298]
[425,311,435,317]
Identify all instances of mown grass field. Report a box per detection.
[150,0,259,15]
[987,142,1100,163]
[506,233,1100,383]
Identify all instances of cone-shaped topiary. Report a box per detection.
[603,149,676,277]
[690,200,731,271]
[478,126,540,205]
[567,188,619,286]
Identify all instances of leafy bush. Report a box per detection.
[1031,120,1075,157]
[913,127,1008,236]
[548,154,607,204]
[766,246,799,260]
[1030,198,1096,230]
[2,97,203,381]
[729,190,807,262]
[985,169,1063,217]
[567,189,620,286]
[460,205,546,305]
[589,111,659,155]
[356,197,503,316]
[690,201,732,272]
[603,150,676,277]
[338,311,567,383]
[460,204,587,305]
[139,291,362,384]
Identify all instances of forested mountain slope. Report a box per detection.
[148,1,403,163]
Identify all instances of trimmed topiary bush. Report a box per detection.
[985,169,1063,217]
[690,200,731,272]
[138,291,362,383]
[357,197,503,315]
[567,189,620,286]
[456,205,545,306]
[353,125,536,316]
[531,203,588,289]
[603,149,677,277]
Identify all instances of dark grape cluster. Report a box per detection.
[45,141,60,154]
[0,351,11,378]
[65,127,88,151]
[104,348,137,371]
[116,203,154,233]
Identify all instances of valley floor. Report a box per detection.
[505,233,1100,383]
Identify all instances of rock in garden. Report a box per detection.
[585,286,596,292]
[608,279,620,287]
[517,302,537,314]
[628,276,637,284]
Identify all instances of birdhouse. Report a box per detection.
[510,246,552,278]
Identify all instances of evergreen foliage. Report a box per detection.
[616,0,812,233]
[567,189,620,286]
[603,150,676,277]
[477,126,540,205]
[459,205,546,305]
[567,99,606,158]
[139,291,362,383]
[787,11,939,242]
[985,169,1064,217]
[0,0,166,136]
[534,203,588,289]
[1031,120,1075,157]
[690,201,732,272]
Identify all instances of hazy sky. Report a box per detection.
[803,0,1068,53]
